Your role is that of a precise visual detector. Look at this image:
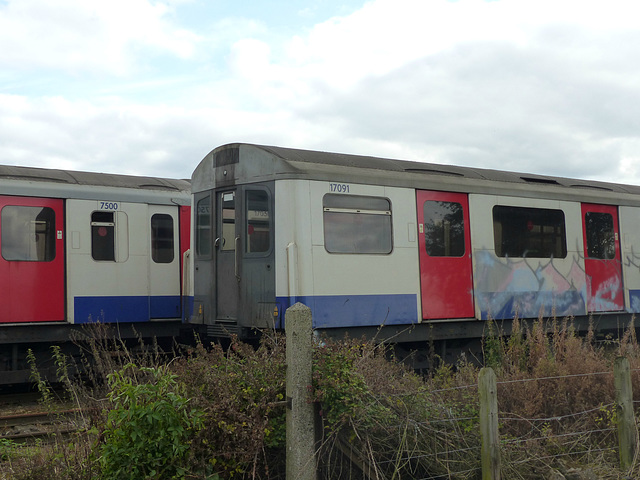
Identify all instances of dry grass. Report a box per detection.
[3,317,640,479]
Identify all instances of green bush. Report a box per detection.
[176,335,287,478]
[99,364,203,480]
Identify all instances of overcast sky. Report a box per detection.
[2,0,640,185]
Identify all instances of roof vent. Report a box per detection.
[138,184,180,191]
[0,174,70,183]
[521,176,560,185]
[569,184,613,192]
[405,168,464,177]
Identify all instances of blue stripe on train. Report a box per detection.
[275,294,419,329]
[74,295,182,324]
[629,290,640,313]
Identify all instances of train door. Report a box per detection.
[0,196,65,323]
[215,190,240,320]
[148,206,182,319]
[416,190,474,319]
[581,203,624,312]
[210,187,274,326]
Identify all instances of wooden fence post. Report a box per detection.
[479,367,500,480]
[286,303,317,480]
[614,356,637,471]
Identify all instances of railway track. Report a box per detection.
[0,397,88,445]
[0,409,87,444]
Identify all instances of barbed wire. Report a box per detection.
[376,444,481,465]
[414,466,480,480]
[497,370,613,384]
[386,366,634,396]
[500,402,616,423]
[336,363,640,477]
[508,446,617,465]
[503,427,616,445]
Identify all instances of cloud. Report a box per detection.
[251,0,640,183]
[2,0,640,186]
[0,0,200,75]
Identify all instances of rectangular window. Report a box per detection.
[493,205,567,258]
[585,212,615,259]
[91,211,115,261]
[1,206,56,262]
[323,194,392,254]
[151,214,174,263]
[424,201,465,257]
[246,190,270,253]
[220,192,236,251]
[196,196,211,257]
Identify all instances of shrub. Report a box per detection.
[175,335,287,479]
[99,363,203,480]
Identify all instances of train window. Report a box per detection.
[323,194,392,254]
[423,201,465,257]
[151,214,174,263]
[1,206,55,262]
[246,190,270,253]
[220,192,236,252]
[196,195,211,257]
[493,206,567,258]
[585,212,615,259]
[91,211,115,261]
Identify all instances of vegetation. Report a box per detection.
[2,316,640,479]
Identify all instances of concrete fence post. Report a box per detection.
[285,303,317,480]
[479,367,500,480]
[615,356,637,471]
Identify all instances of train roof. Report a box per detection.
[193,143,640,206]
[0,164,191,205]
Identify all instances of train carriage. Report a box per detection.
[189,143,640,349]
[0,165,190,384]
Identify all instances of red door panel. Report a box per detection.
[581,203,623,312]
[417,190,474,319]
[0,196,65,323]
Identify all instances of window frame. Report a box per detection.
[1,205,56,262]
[91,211,116,262]
[493,205,567,259]
[323,193,393,255]
[423,200,466,258]
[244,188,272,257]
[195,194,212,259]
[584,211,616,260]
[151,213,175,264]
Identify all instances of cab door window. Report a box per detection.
[245,190,271,254]
[220,192,236,251]
[195,195,211,257]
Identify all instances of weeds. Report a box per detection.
[100,364,202,480]
[5,316,640,479]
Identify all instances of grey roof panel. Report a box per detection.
[0,164,191,205]
[193,143,638,198]
[0,164,190,192]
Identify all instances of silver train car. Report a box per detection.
[188,143,640,353]
[0,165,191,384]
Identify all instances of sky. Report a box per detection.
[2,0,640,185]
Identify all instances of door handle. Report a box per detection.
[235,236,241,282]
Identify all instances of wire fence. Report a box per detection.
[326,364,640,480]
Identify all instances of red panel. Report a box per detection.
[417,190,474,319]
[0,196,65,323]
[179,205,191,294]
[581,203,624,312]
